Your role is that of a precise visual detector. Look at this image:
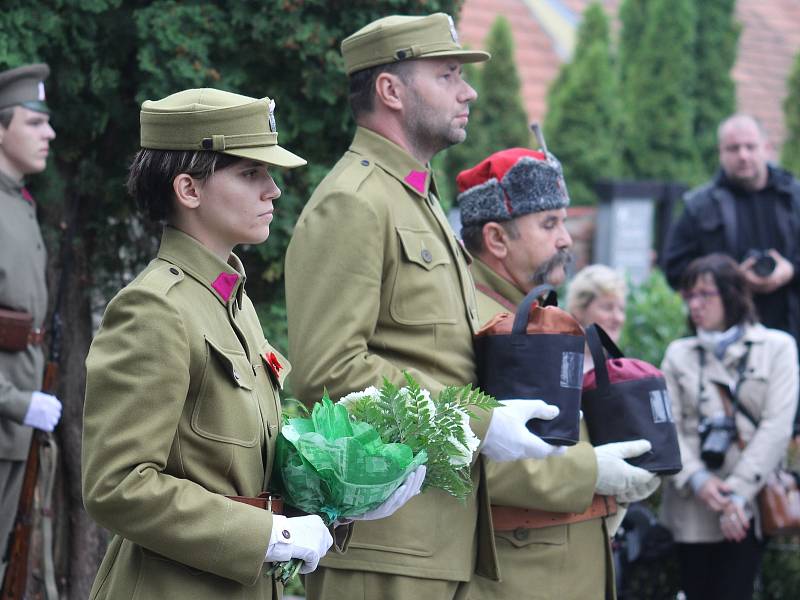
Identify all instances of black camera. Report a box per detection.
[745,249,776,277]
[697,415,736,469]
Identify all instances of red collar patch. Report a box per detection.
[21,187,36,206]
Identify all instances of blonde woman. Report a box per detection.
[567,265,627,372]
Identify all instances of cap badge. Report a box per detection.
[38,82,46,101]
[268,98,277,133]
[447,15,459,44]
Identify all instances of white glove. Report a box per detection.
[481,400,566,462]
[594,440,660,503]
[617,475,661,504]
[265,514,333,574]
[23,392,62,432]
[351,466,426,521]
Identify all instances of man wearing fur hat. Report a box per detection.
[0,63,62,583]
[458,148,659,600]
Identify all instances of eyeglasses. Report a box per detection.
[681,290,720,303]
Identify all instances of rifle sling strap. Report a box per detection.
[38,433,58,600]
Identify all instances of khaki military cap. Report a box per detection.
[0,63,50,113]
[342,13,490,75]
[140,88,306,168]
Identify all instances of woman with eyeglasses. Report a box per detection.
[659,253,798,600]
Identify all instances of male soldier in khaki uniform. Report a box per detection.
[456,148,660,599]
[0,64,62,582]
[286,14,567,600]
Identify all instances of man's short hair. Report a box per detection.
[348,61,414,119]
[717,113,767,144]
[0,106,14,128]
[126,149,240,222]
[461,220,519,255]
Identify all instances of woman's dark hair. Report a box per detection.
[126,149,241,222]
[0,107,14,128]
[680,253,758,330]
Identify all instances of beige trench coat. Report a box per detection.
[660,323,798,542]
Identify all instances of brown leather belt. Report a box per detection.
[491,494,617,531]
[226,492,283,514]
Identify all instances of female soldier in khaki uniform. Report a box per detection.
[81,88,334,599]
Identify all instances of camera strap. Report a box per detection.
[698,342,757,427]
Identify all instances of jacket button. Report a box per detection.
[169,267,179,275]
[282,529,291,540]
[232,369,240,381]
[361,159,369,166]
[513,528,529,541]
[421,249,433,263]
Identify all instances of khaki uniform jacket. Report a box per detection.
[660,324,799,543]
[82,228,287,599]
[467,257,614,600]
[0,170,47,460]
[285,127,497,583]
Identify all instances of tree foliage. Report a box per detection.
[0,1,462,597]
[782,49,800,175]
[544,2,618,205]
[618,0,700,183]
[693,0,740,177]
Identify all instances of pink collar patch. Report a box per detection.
[211,272,239,302]
[404,170,427,195]
[21,188,35,206]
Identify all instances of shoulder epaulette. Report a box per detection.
[333,154,375,194]
[138,262,184,295]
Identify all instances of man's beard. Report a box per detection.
[405,90,465,157]
[531,249,573,287]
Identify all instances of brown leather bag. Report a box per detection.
[0,308,34,352]
[474,285,585,446]
[759,470,800,536]
[715,382,800,536]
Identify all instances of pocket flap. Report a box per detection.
[204,336,253,391]
[396,228,451,270]
[261,342,291,390]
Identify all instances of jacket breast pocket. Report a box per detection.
[390,227,459,326]
[191,337,260,447]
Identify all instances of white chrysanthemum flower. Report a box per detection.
[337,386,380,410]
[448,408,479,466]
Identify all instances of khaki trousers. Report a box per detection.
[0,459,25,583]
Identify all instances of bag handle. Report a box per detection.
[585,324,625,393]
[511,284,557,335]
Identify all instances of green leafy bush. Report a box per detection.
[619,269,687,367]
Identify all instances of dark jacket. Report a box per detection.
[662,166,800,343]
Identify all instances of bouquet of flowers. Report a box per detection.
[269,373,499,582]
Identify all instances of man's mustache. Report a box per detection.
[532,249,573,286]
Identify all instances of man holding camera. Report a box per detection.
[663,113,800,433]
